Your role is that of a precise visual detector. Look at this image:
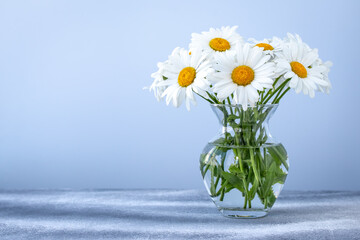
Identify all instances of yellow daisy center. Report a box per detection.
[209,38,231,52]
[290,61,307,78]
[231,65,255,86]
[255,43,274,51]
[178,67,196,87]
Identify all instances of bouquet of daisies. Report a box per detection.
[149,26,331,110]
[148,26,331,213]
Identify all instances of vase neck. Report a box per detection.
[210,104,278,146]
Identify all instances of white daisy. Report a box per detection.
[157,48,213,111]
[189,26,243,60]
[149,60,169,101]
[248,36,284,57]
[148,47,181,101]
[275,33,329,98]
[209,43,275,110]
[315,60,332,94]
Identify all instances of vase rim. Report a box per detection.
[211,103,279,107]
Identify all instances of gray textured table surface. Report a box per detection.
[0,190,359,240]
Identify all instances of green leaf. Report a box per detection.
[199,154,208,177]
[228,164,245,175]
[224,186,234,193]
[261,162,277,197]
[274,173,287,184]
[221,171,245,192]
[274,167,288,184]
[266,188,277,208]
[246,166,254,182]
[248,180,259,201]
[212,138,225,145]
[227,115,240,122]
[255,149,266,175]
[213,165,222,176]
[267,145,289,171]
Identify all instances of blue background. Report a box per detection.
[0,0,359,190]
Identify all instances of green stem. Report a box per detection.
[202,161,211,178]
[220,188,225,201]
[264,198,268,209]
[231,122,250,208]
[272,84,287,103]
[262,79,291,104]
[250,148,260,184]
[210,165,215,195]
[214,173,220,190]
[260,76,281,103]
[273,87,291,104]
[193,91,214,104]
[214,151,226,190]
[206,92,221,104]
[244,195,248,208]
[272,76,282,89]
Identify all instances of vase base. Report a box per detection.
[219,208,269,219]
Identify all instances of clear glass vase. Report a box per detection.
[200,104,289,218]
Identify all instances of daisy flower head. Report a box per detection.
[190,26,244,60]
[148,47,182,101]
[157,47,213,111]
[210,43,275,110]
[149,60,169,101]
[275,33,330,98]
[315,59,332,94]
[248,36,284,57]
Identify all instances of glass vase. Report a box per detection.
[200,104,289,218]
